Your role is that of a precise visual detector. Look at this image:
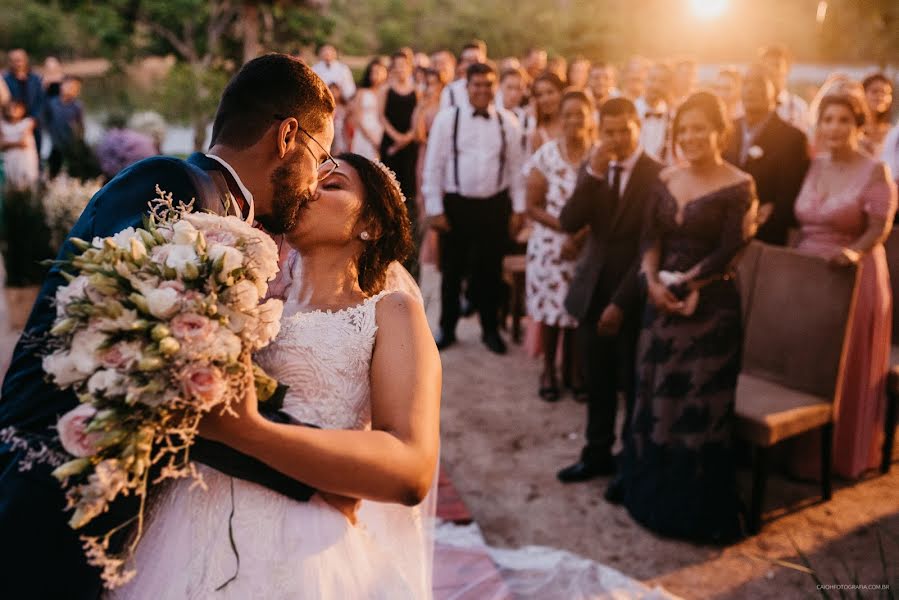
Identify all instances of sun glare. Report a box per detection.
[689,0,729,21]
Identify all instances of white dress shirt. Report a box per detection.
[776,90,810,132]
[586,145,643,195]
[205,153,255,224]
[312,60,356,100]
[438,78,470,111]
[634,97,670,161]
[421,104,525,216]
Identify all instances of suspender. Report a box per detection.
[451,107,507,193]
[521,113,529,150]
[496,110,506,187]
[452,107,461,189]
[448,86,456,108]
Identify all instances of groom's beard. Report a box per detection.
[256,162,314,234]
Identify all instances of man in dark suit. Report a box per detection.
[3,49,45,154]
[556,98,663,484]
[0,54,338,599]
[724,63,810,246]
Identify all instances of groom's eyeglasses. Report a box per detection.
[273,115,339,181]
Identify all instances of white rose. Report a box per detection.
[55,276,91,317]
[172,220,199,246]
[209,244,244,279]
[145,287,182,319]
[87,369,126,396]
[253,299,283,348]
[69,329,108,375]
[208,328,242,362]
[222,279,259,311]
[164,245,199,276]
[93,227,140,250]
[43,351,84,387]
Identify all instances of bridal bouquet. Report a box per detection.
[43,188,283,586]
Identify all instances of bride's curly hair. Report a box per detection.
[338,153,414,295]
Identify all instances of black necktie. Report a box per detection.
[609,164,623,206]
[472,109,489,119]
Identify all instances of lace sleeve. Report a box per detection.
[691,180,757,282]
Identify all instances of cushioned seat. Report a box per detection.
[736,374,833,447]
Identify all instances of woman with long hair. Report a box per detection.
[529,72,565,152]
[350,57,388,160]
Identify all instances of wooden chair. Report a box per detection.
[735,244,859,534]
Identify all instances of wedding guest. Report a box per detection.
[422,62,525,354]
[556,97,663,483]
[328,83,350,155]
[0,100,39,192]
[620,92,756,542]
[311,43,356,100]
[714,67,744,123]
[724,64,810,246]
[431,50,457,91]
[413,69,445,194]
[635,62,673,161]
[379,51,420,278]
[567,56,591,92]
[883,123,899,187]
[808,74,865,151]
[672,58,698,106]
[499,68,532,147]
[587,62,618,119]
[524,91,596,401]
[759,44,810,131]
[499,57,522,73]
[792,93,897,479]
[350,57,388,160]
[547,56,568,85]
[439,41,487,110]
[621,56,650,101]
[3,49,44,154]
[523,47,548,81]
[41,57,64,99]
[530,72,565,152]
[861,73,893,156]
[44,75,86,177]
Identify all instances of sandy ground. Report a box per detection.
[1,264,896,599]
[417,265,899,599]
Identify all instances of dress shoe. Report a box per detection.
[604,476,625,504]
[481,331,507,354]
[434,331,457,350]
[556,456,616,483]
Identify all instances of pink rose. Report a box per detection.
[100,342,140,369]
[181,364,226,409]
[170,313,217,345]
[57,404,101,457]
[204,230,237,246]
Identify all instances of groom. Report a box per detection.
[0,54,336,599]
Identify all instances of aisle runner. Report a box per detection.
[433,471,679,599]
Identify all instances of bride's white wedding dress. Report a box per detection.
[113,285,435,599]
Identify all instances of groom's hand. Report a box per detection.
[318,491,361,525]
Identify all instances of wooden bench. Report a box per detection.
[735,243,859,534]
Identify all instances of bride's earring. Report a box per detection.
[360,231,371,241]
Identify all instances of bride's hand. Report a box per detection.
[198,353,263,444]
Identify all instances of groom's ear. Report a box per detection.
[276,117,301,159]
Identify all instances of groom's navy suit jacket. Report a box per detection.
[0,153,315,599]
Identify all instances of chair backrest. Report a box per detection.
[736,240,765,321]
[742,244,859,400]
[884,228,899,339]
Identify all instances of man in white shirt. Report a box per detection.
[311,44,356,101]
[759,44,810,131]
[634,62,673,162]
[438,41,487,111]
[423,62,525,354]
[588,62,619,122]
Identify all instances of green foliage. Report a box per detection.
[0,0,83,58]
[148,62,229,126]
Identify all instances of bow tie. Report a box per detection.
[645,111,666,120]
[472,109,490,119]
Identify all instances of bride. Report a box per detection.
[112,153,442,599]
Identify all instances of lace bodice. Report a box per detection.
[255,291,391,431]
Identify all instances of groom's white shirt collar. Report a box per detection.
[205,153,255,224]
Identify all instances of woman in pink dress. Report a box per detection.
[793,93,898,479]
